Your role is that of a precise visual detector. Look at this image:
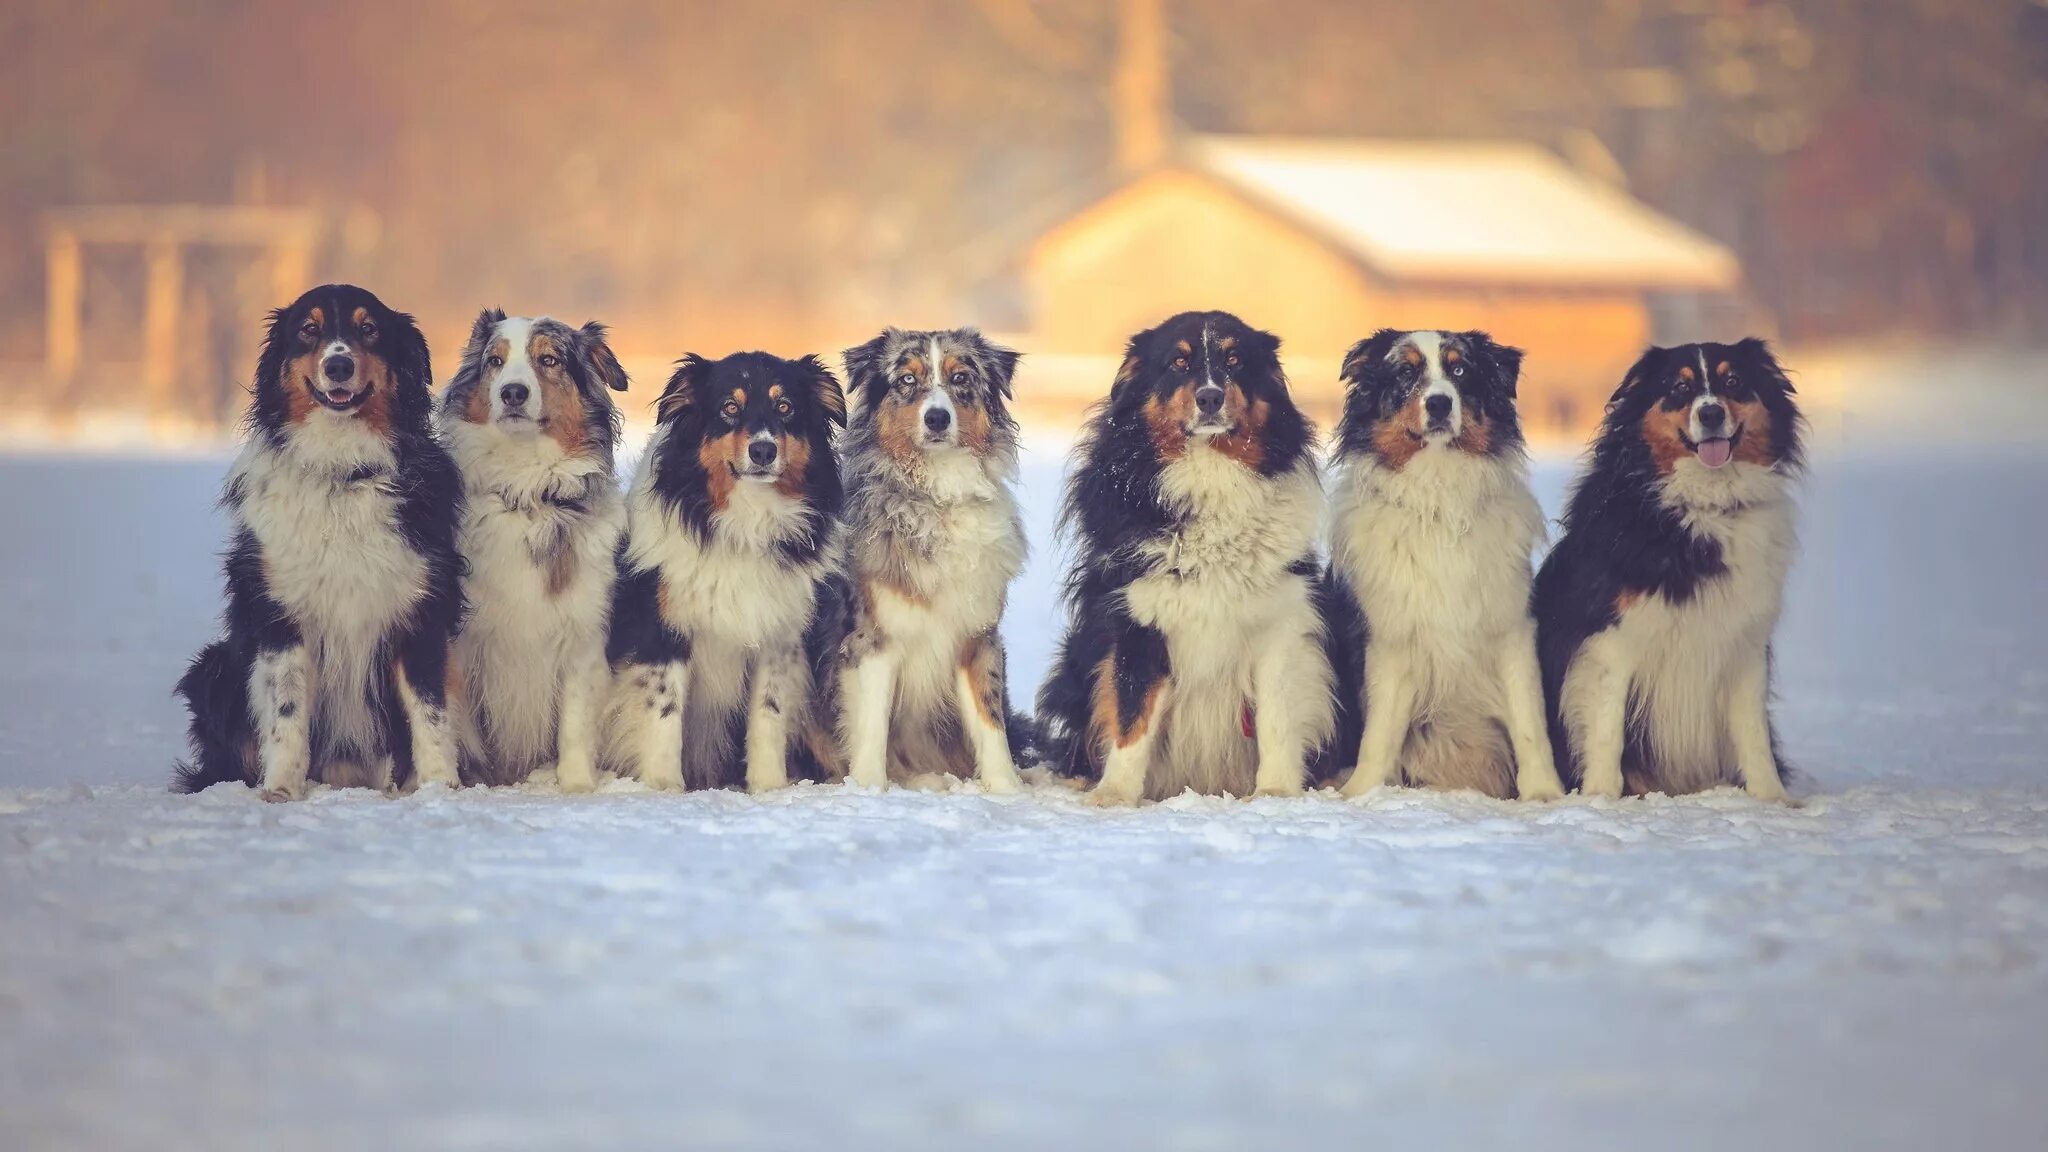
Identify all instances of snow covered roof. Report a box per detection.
[1182,135,1742,292]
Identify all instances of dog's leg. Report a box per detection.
[745,648,805,793]
[1497,623,1565,801]
[395,658,460,791]
[1341,642,1415,797]
[628,661,688,791]
[955,630,1024,795]
[841,646,898,790]
[1728,648,1788,802]
[1250,617,1328,798]
[1088,626,1170,807]
[1562,631,1631,799]
[554,650,606,794]
[251,643,312,802]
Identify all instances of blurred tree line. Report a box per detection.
[1,0,2042,359]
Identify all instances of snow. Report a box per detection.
[3,439,2047,1149]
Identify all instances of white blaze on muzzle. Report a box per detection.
[1687,349,1734,469]
[1408,331,1461,438]
[489,317,541,425]
[919,338,958,447]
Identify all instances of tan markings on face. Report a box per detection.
[1677,365,1696,386]
[941,354,994,453]
[1208,391,1268,471]
[1091,652,1166,752]
[773,429,811,499]
[1640,402,1692,475]
[898,353,927,386]
[531,331,590,456]
[960,631,1004,728]
[356,374,394,437]
[876,394,925,468]
[464,334,509,424]
[1400,343,1425,370]
[280,305,325,426]
[1142,386,1194,460]
[1728,394,1776,465]
[1217,335,1237,354]
[1373,397,1426,471]
[346,306,399,437]
[697,430,743,511]
[1451,401,1492,455]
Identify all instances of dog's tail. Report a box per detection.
[173,641,255,793]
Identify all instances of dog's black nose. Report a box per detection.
[748,439,778,467]
[1194,386,1226,416]
[499,382,529,408]
[322,354,354,383]
[1698,403,1727,433]
[1425,393,1453,422]
[924,406,952,434]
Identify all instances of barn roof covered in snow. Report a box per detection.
[1178,135,1741,292]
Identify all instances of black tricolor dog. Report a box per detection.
[603,351,850,791]
[1037,310,1334,803]
[1534,339,1804,800]
[175,284,463,799]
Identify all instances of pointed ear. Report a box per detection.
[1735,336,1794,395]
[468,307,506,350]
[978,333,1021,400]
[841,331,893,406]
[1466,332,1524,398]
[798,354,847,427]
[579,321,630,392]
[658,355,709,423]
[1340,329,1400,386]
[1609,346,1666,409]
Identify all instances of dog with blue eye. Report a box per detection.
[602,351,851,792]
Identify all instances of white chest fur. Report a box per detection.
[230,425,425,755]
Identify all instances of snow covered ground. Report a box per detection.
[2,433,2046,1149]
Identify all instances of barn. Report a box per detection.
[1020,135,1744,438]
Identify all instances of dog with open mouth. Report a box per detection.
[1534,339,1805,800]
[1037,311,1335,804]
[174,284,463,799]
[439,310,631,791]
[602,351,850,791]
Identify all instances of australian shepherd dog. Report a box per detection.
[174,284,463,799]
[1038,311,1334,804]
[833,327,1031,793]
[602,351,849,791]
[438,310,630,791]
[1534,339,1804,800]
[1321,330,1564,801]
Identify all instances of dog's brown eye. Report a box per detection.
[1171,357,1189,372]
[486,354,505,369]
[358,321,377,340]
[1225,353,1239,368]
[775,399,793,418]
[538,354,559,369]
[949,371,968,386]
[721,401,742,419]
[299,322,319,343]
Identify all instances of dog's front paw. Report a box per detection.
[1252,780,1302,799]
[638,771,685,793]
[1578,772,1624,800]
[979,768,1025,796]
[555,762,598,795]
[1516,773,1565,802]
[1338,765,1393,799]
[1086,781,1142,808]
[259,784,304,804]
[1746,778,1792,804]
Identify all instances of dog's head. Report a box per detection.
[655,350,845,503]
[1606,339,1801,478]
[842,327,1020,466]
[1110,310,1306,471]
[1336,329,1524,467]
[255,284,431,437]
[444,309,629,462]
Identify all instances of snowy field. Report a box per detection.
[3,428,2047,1149]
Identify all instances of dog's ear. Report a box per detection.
[658,355,710,423]
[976,332,1022,400]
[1241,324,1286,389]
[468,307,506,351]
[841,330,896,407]
[391,309,433,396]
[255,305,295,395]
[578,321,631,393]
[796,354,847,428]
[1733,336,1794,395]
[1608,346,1667,410]
[1339,329,1401,389]
[1464,331,1524,398]
[1110,323,1160,404]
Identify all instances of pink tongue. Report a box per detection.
[1696,437,1733,469]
